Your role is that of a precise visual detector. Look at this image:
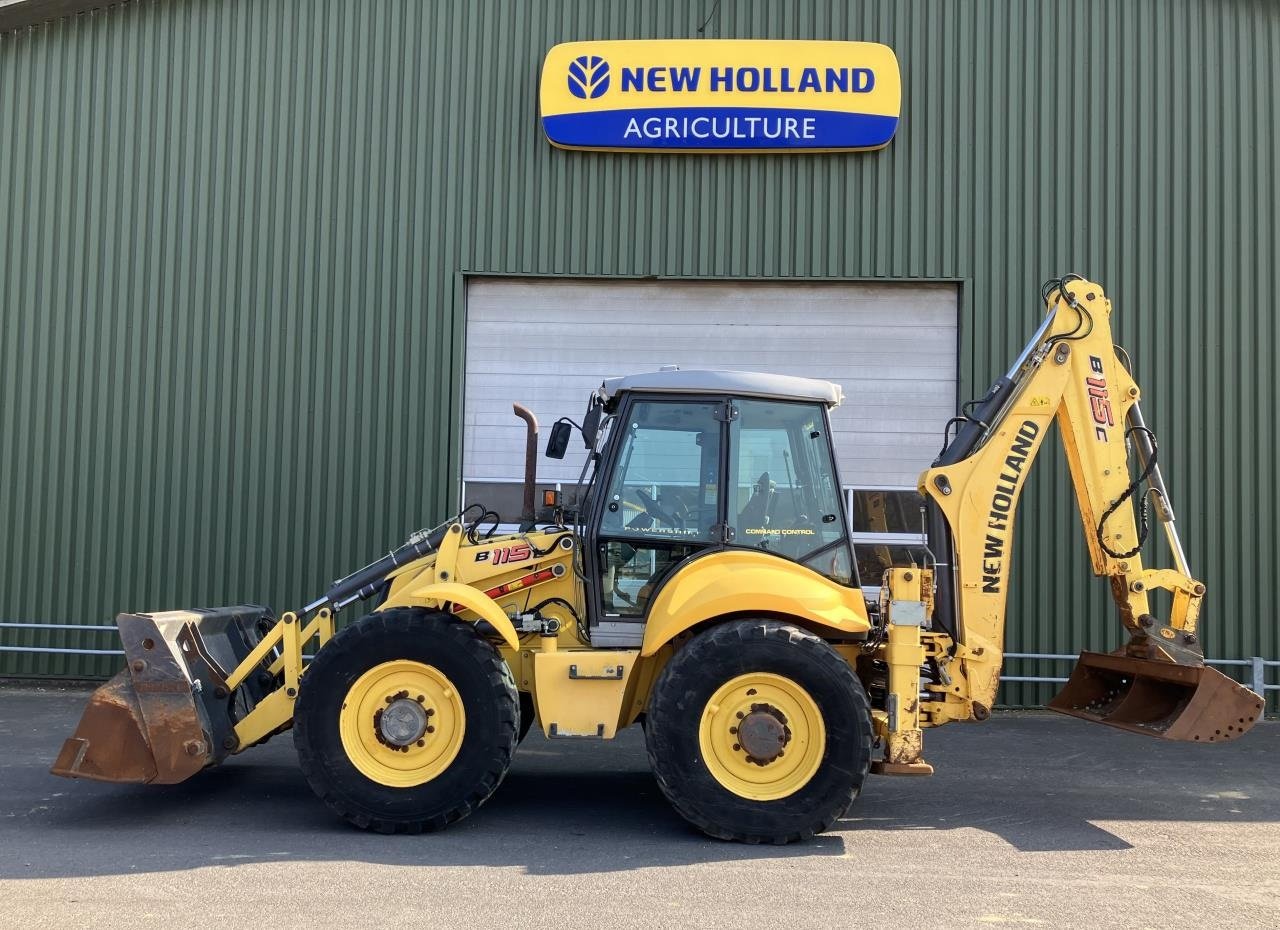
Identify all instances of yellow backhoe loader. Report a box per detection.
[52,276,1263,843]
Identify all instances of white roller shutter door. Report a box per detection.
[463,278,958,504]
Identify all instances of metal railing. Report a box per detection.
[0,622,125,656]
[0,622,321,663]
[5,623,1277,699]
[1004,651,1280,698]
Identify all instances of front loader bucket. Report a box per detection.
[1048,651,1264,743]
[51,666,207,784]
[51,606,276,784]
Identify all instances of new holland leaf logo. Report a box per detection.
[567,55,610,99]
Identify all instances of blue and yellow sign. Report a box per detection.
[540,39,900,153]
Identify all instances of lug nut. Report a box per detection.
[416,739,425,747]
[416,694,425,703]
[732,743,741,751]
[426,725,435,733]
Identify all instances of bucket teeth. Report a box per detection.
[1048,651,1265,743]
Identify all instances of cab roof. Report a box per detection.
[599,369,844,408]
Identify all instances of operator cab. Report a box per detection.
[558,369,857,648]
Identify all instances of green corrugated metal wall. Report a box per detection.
[1,0,1277,705]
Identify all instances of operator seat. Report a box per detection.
[737,472,777,533]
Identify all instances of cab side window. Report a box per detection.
[728,398,854,585]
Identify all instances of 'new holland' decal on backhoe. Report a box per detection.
[981,420,1040,594]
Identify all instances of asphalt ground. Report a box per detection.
[0,684,1276,929]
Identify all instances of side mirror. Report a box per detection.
[582,405,603,449]
[547,420,572,459]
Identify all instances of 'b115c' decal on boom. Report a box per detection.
[475,544,532,565]
[1086,355,1114,441]
[981,420,1040,594]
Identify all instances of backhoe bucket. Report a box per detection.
[51,606,275,784]
[1048,651,1264,743]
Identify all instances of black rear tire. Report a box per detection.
[294,608,518,833]
[645,619,872,844]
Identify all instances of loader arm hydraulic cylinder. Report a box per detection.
[319,526,448,610]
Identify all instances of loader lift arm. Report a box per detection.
[872,276,1262,773]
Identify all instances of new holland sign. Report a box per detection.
[540,39,900,153]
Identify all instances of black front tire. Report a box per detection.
[294,608,518,834]
[645,619,872,844]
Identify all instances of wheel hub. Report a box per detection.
[375,693,429,748]
[736,704,791,765]
[339,660,464,786]
[699,672,827,801]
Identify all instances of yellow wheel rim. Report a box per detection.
[698,672,826,801]
[339,660,465,788]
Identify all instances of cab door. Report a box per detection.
[586,396,727,643]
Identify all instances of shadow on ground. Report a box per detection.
[1,686,1275,879]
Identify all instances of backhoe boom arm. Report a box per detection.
[903,277,1262,742]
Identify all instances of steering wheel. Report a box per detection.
[634,488,683,528]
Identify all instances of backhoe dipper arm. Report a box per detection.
[919,277,1208,716]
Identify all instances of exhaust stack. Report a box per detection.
[513,403,539,531]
